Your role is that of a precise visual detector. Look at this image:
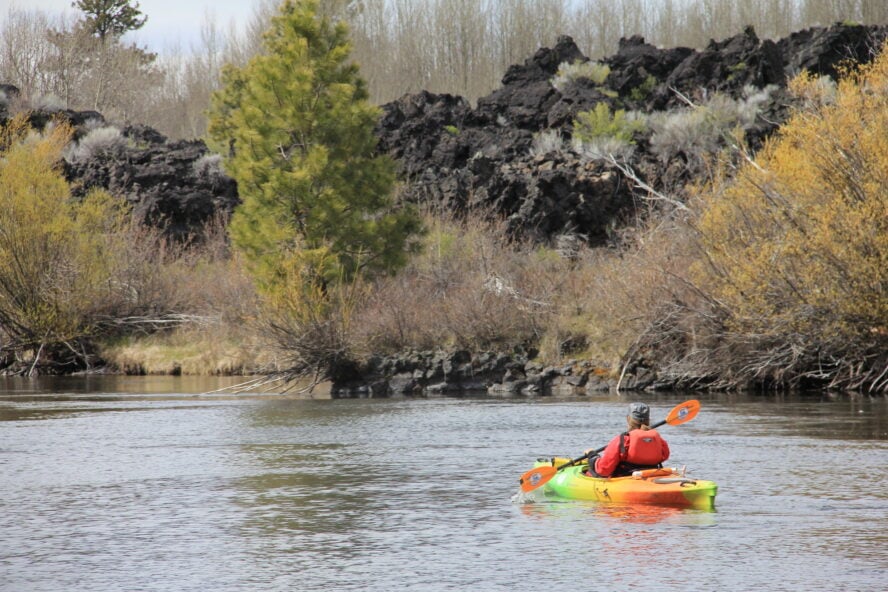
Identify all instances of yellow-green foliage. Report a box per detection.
[573,103,645,144]
[695,50,888,344]
[0,116,130,346]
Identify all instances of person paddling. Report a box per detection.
[585,402,670,477]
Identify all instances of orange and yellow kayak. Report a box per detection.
[531,457,717,510]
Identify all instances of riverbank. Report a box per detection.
[1,23,885,394]
[31,334,819,397]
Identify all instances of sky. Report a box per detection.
[0,0,262,52]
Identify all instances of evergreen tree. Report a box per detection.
[208,0,420,294]
[73,0,147,43]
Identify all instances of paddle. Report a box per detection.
[518,399,701,493]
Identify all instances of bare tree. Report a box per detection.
[0,9,63,103]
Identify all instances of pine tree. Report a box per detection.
[73,0,147,43]
[208,0,420,295]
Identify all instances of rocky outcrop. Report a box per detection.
[331,349,631,398]
[473,35,585,131]
[375,23,888,246]
[647,27,785,108]
[5,23,885,245]
[1,98,239,240]
[329,347,673,398]
[64,125,239,238]
[777,22,888,79]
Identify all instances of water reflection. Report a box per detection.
[0,374,259,396]
[227,400,401,574]
[517,498,716,526]
[691,391,888,440]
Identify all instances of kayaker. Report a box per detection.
[585,402,670,477]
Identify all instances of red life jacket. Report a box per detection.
[619,429,667,466]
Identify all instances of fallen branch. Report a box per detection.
[605,154,691,213]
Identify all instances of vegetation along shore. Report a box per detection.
[0,0,885,395]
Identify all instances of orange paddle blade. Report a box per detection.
[519,465,557,492]
[665,399,700,426]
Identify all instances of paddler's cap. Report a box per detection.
[628,402,650,423]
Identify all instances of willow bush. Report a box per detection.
[0,117,130,359]
[690,51,888,391]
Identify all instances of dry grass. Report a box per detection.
[74,197,706,385]
[100,323,273,375]
[97,218,271,375]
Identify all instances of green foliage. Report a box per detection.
[0,116,130,347]
[207,0,421,295]
[443,124,460,136]
[629,75,657,102]
[73,0,147,42]
[572,103,646,144]
[727,61,748,81]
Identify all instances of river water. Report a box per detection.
[1,376,886,591]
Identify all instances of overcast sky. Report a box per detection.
[1,0,263,52]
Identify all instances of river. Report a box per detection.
[1,376,886,591]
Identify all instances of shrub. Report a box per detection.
[551,60,610,92]
[571,134,635,161]
[529,129,564,157]
[787,71,837,110]
[32,93,65,111]
[629,74,658,102]
[192,153,227,183]
[349,211,557,355]
[691,51,888,390]
[572,103,645,160]
[64,125,125,163]
[0,117,129,351]
[97,219,267,375]
[647,86,775,164]
[573,103,646,144]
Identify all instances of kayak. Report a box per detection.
[529,457,718,511]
